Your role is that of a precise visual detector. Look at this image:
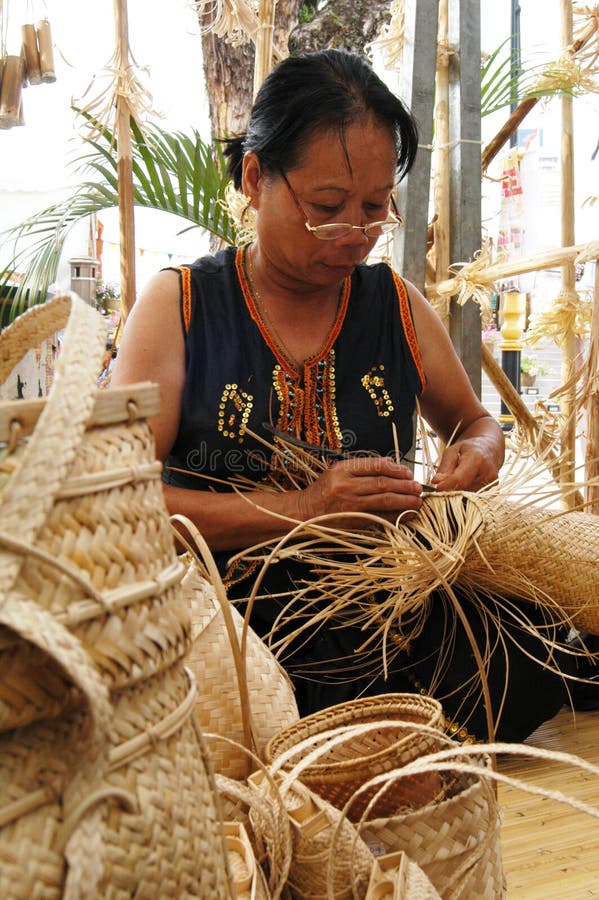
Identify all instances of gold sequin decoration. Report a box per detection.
[217,383,253,443]
[361,365,395,418]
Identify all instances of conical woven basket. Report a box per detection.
[456,495,599,635]
[0,295,230,898]
[265,694,445,821]
[182,553,299,779]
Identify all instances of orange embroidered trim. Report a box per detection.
[236,245,348,452]
[392,271,426,391]
[178,266,193,334]
[236,246,351,374]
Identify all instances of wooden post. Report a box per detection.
[393,0,440,294]
[114,0,136,323]
[559,0,578,509]
[432,0,451,329]
[447,0,482,396]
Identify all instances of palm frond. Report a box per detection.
[0,111,236,321]
[481,37,573,118]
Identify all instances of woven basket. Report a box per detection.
[359,764,504,899]
[365,851,441,899]
[0,295,230,897]
[224,821,270,900]
[250,770,374,900]
[457,495,599,635]
[181,551,299,779]
[265,694,445,821]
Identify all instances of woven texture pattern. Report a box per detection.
[250,774,373,900]
[0,296,230,899]
[265,694,444,821]
[460,497,599,634]
[360,767,505,899]
[183,557,299,778]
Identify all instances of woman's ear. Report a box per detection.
[241,152,262,208]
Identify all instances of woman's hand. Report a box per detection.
[297,455,425,526]
[432,433,502,492]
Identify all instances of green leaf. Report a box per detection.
[0,111,237,320]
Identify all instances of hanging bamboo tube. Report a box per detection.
[559,0,578,510]
[252,0,277,98]
[431,0,451,330]
[21,23,42,85]
[113,0,136,322]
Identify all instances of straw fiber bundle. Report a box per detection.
[265,694,445,822]
[0,295,229,898]
[180,546,299,779]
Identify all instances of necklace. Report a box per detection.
[244,245,344,372]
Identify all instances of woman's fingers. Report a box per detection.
[302,455,425,521]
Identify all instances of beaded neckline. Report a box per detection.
[236,245,350,376]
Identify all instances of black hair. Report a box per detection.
[223,48,419,190]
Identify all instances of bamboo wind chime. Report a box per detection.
[0,1,55,130]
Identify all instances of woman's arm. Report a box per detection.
[406,281,505,491]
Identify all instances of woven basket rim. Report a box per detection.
[265,693,444,779]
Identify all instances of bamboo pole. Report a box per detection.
[585,263,599,513]
[482,343,584,507]
[114,0,136,323]
[429,241,599,299]
[252,0,277,98]
[559,0,578,510]
[481,97,538,173]
[431,0,451,330]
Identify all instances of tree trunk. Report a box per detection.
[199,0,304,142]
[289,0,390,55]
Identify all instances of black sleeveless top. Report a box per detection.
[163,246,426,491]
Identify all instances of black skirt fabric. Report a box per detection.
[224,555,573,743]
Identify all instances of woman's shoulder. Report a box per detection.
[352,259,408,301]
[175,245,237,276]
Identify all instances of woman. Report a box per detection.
[112,49,570,739]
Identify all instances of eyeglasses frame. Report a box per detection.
[279,170,404,241]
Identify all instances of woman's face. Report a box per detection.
[242,115,398,292]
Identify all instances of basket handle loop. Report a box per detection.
[0,592,112,748]
[170,514,259,765]
[0,293,107,599]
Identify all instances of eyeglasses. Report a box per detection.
[280,170,404,241]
